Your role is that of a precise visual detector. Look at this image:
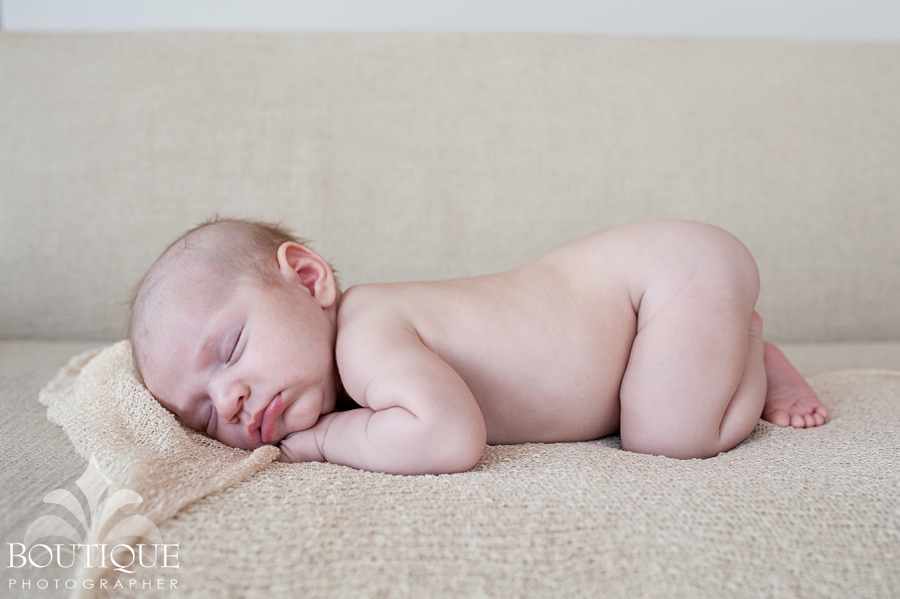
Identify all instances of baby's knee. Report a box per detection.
[620,420,721,460]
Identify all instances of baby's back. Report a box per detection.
[337,230,640,444]
[284,221,821,471]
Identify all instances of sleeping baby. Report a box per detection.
[129,218,827,475]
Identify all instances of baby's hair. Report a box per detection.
[127,217,329,382]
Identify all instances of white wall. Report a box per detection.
[2,0,899,41]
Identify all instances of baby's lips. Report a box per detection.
[260,392,286,444]
[245,405,265,444]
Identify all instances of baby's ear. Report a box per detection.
[276,242,337,308]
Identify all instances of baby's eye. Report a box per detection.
[226,327,244,363]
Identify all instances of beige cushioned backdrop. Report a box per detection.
[1,33,899,343]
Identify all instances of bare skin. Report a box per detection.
[762,342,828,427]
[137,220,828,475]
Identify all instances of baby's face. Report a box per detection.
[137,265,339,450]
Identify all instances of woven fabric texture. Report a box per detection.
[35,341,900,598]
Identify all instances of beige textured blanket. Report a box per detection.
[40,341,900,598]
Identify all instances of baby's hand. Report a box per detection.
[278,429,324,463]
[278,414,335,463]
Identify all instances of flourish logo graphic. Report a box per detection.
[7,456,179,593]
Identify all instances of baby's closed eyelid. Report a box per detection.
[226,327,244,363]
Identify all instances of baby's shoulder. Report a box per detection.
[334,283,435,399]
[336,283,407,328]
[337,282,434,347]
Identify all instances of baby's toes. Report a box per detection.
[764,408,791,427]
[790,413,807,428]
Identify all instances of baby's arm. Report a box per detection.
[279,322,487,475]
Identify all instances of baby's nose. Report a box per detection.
[211,380,249,424]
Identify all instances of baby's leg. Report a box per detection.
[613,221,825,459]
[761,342,828,427]
[620,302,767,459]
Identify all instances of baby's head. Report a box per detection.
[129,218,342,450]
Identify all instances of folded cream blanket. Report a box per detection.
[40,341,900,598]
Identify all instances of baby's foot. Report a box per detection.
[761,341,828,428]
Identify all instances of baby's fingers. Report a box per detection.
[277,431,303,463]
[277,429,327,463]
[277,445,295,463]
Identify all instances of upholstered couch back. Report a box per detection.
[1,33,898,342]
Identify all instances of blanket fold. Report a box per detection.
[40,341,280,524]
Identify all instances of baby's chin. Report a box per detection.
[281,390,338,434]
